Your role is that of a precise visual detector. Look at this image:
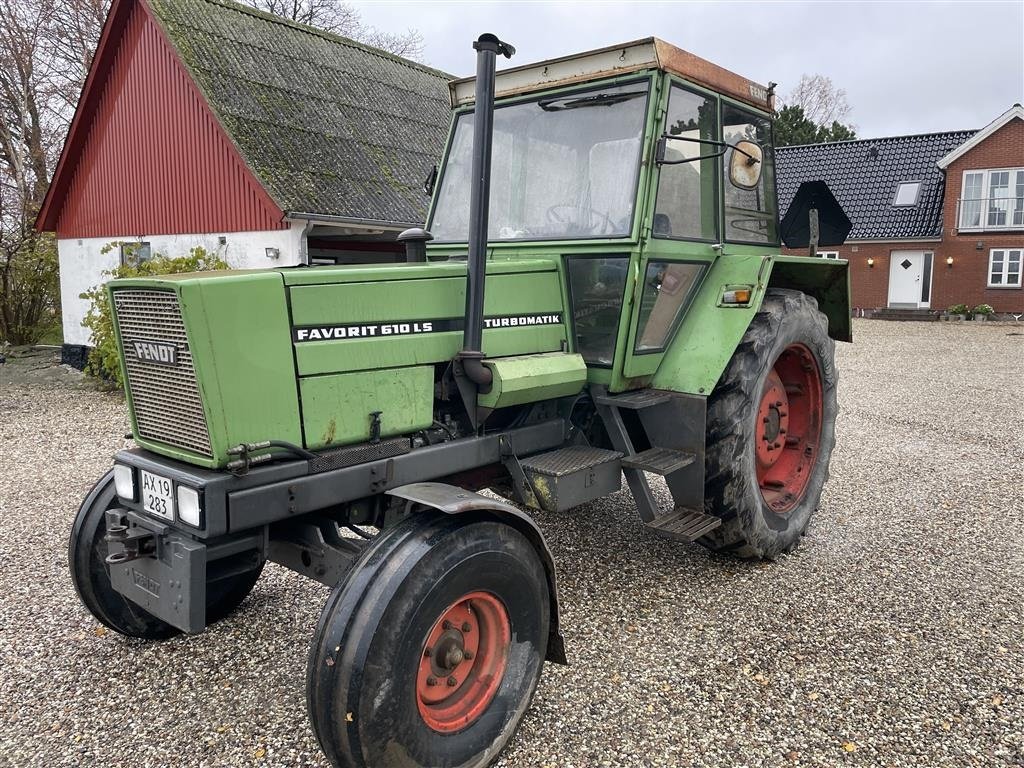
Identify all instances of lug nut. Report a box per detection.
[442,620,452,630]
[426,677,437,687]
[463,650,473,660]
[447,677,457,687]
[461,622,471,632]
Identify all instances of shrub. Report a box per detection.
[947,303,969,315]
[971,303,994,316]
[0,232,61,346]
[80,245,228,387]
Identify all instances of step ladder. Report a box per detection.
[593,387,720,543]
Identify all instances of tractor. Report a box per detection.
[70,34,850,768]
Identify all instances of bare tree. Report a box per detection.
[238,0,424,60]
[784,74,852,128]
[0,0,63,343]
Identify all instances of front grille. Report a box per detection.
[113,289,212,457]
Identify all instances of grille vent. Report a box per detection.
[113,289,212,457]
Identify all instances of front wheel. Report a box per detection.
[308,513,549,768]
[699,289,838,559]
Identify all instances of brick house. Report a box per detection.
[35,0,451,367]
[777,105,1024,314]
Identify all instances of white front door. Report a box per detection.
[888,251,933,308]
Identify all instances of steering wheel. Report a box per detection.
[546,205,615,235]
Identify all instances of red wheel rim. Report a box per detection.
[755,343,823,515]
[416,591,510,733]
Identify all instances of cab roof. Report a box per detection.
[449,37,774,113]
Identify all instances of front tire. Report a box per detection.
[70,471,264,638]
[700,289,838,559]
[308,513,549,768]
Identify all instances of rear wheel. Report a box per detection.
[69,471,264,638]
[699,289,838,559]
[308,513,549,768]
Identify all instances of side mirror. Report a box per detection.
[423,164,438,196]
[729,140,763,189]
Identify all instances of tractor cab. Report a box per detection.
[424,39,788,392]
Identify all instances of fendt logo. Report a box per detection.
[132,340,178,366]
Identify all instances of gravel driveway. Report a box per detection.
[1,320,1022,768]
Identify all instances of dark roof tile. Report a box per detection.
[776,130,977,240]
[148,0,452,226]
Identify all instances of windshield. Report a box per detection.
[430,80,650,242]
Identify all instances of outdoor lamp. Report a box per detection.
[867,258,874,268]
[265,247,281,260]
[946,256,954,267]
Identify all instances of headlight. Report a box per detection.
[113,465,135,501]
[177,486,202,528]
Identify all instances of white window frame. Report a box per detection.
[959,167,1024,231]
[988,248,1022,288]
[892,181,921,207]
[817,251,840,259]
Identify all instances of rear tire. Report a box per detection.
[699,289,838,559]
[308,513,549,768]
[70,471,263,638]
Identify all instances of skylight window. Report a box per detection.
[893,181,921,206]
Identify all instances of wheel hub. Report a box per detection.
[755,344,823,516]
[416,591,510,733]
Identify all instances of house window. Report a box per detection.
[817,251,840,259]
[119,241,152,266]
[988,248,1022,287]
[960,168,1024,230]
[892,182,921,206]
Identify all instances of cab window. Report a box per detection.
[653,86,719,241]
[567,256,629,366]
[722,103,777,243]
[635,261,706,352]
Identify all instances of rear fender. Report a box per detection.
[767,256,852,342]
[386,482,568,664]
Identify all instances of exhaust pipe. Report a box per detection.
[457,33,515,389]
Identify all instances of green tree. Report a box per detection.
[774,105,858,147]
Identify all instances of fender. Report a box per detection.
[767,255,852,342]
[652,253,851,395]
[387,481,568,664]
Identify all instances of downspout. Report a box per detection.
[297,218,313,265]
[455,33,516,389]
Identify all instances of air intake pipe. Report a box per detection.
[456,33,515,389]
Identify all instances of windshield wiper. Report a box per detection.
[538,90,647,112]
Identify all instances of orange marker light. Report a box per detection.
[722,288,752,304]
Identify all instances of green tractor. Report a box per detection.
[71,34,850,768]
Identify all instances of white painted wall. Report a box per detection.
[58,222,305,345]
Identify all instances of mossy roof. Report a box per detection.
[148,0,452,227]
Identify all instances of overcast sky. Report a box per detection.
[355,0,1024,139]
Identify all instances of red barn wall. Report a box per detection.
[55,1,286,238]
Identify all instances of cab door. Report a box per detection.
[622,79,721,380]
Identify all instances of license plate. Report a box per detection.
[141,470,175,520]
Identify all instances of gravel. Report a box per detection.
[1,320,1022,768]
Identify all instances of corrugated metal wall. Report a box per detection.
[56,2,287,238]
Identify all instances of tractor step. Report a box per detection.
[520,446,623,512]
[621,447,695,475]
[646,507,721,542]
[592,389,673,409]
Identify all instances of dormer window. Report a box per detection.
[892,181,921,207]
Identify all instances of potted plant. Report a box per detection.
[972,303,994,322]
[947,303,968,321]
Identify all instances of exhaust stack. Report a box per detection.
[456,33,515,389]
